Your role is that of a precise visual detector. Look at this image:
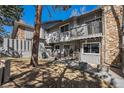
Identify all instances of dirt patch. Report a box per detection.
[0,58,113,88]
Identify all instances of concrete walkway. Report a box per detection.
[85,63,124,88]
[109,70,124,79]
[109,70,124,88]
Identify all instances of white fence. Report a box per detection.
[3,38,32,57]
[2,38,49,58]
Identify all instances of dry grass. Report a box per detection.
[0,58,113,88]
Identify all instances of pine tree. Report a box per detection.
[0,5,23,32]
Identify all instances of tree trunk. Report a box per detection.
[30,5,42,67]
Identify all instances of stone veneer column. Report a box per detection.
[102,5,123,66]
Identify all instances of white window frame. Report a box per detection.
[82,42,100,55]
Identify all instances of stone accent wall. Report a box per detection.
[16,27,25,39]
[102,5,123,66]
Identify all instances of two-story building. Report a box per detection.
[45,6,123,68]
[45,8,102,64]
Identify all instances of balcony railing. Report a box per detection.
[46,22,102,43]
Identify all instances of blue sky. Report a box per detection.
[4,5,98,32]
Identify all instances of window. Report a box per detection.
[65,25,69,31]
[91,43,99,53]
[87,20,101,34]
[60,24,69,32]
[87,23,92,34]
[64,45,70,50]
[83,43,99,53]
[84,44,90,53]
[55,45,60,49]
